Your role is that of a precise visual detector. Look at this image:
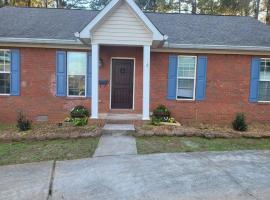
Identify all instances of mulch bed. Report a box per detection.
[0,123,101,142]
[135,123,270,139]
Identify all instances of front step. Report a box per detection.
[101,124,135,136]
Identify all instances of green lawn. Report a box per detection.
[136,136,270,154]
[0,137,100,166]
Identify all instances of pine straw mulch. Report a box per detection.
[0,123,101,142]
[135,122,270,139]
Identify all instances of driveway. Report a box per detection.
[1,151,270,200]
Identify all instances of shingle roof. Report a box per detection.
[0,6,270,47]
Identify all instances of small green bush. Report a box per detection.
[232,113,248,131]
[17,112,31,131]
[151,116,162,126]
[152,104,171,123]
[72,117,88,126]
[70,105,89,118]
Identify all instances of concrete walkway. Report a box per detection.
[1,151,270,200]
[93,134,137,157]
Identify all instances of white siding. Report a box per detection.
[92,2,153,45]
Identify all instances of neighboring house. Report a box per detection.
[0,0,270,124]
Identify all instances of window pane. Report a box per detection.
[0,51,4,65]
[178,57,196,78]
[259,81,270,101]
[4,51,10,64]
[260,59,270,80]
[68,75,85,96]
[0,73,10,94]
[5,64,10,72]
[0,50,10,72]
[177,79,194,99]
[67,52,87,75]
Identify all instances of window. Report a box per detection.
[67,52,87,97]
[259,58,270,101]
[177,56,196,100]
[0,50,10,95]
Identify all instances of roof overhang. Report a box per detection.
[164,43,270,52]
[78,0,164,42]
[0,37,89,49]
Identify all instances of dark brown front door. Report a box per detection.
[111,59,134,109]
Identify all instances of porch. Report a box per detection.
[90,45,151,120]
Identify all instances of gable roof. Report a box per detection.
[79,0,164,41]
[0,6,270,50]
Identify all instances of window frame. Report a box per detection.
[258,58,270,103]
[0,49,11,96]
[66,51,87,98]
[176,55,197,101]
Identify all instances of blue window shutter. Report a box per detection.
[167,55,178,100]
[56,51,67,96]
[249,57,260,102]
[86,52,92,97]
[195,56,207,101]
[10,49,21,96]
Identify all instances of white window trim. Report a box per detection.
[66,52,87,98]
[258,58,270,103]
[0,49,11,95]
[176,55,197,101]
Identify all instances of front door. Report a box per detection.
[111,59,134,109]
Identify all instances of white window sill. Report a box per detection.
[0,94,10,96]
[258,101,270,104]
[66,96,87,100]
[176,98,195,101]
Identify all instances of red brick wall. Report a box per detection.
[0,46,269,124]
[0,47,90,123]
[151,52,270,124]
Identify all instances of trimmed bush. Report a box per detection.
[152,104,171,122]
[70,105,89,118]
[69,106,89,126]
[232,113,248,132]
[17,112,31,131]
[72,117,88,126]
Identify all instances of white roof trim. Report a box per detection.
[79,0,164,41]
[0,37,84,45]
[165,43,270,52]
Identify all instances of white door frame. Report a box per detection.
[110,57,136,110]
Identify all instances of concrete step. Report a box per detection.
[101,124,135,136]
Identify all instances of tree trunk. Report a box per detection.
[254,0,261,19]
[266,0,270,24]
[191,0,197,14]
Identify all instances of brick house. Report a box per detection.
[0,0,270,124]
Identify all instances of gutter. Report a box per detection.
[0,37,87,45]
[0,37,270,53]
[164,43,270,52]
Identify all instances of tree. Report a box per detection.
[254,0,261,19]
[197,0,220,15]
[262,0,270,24]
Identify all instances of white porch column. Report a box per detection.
[142,45,150,120]
[91,44,99,119]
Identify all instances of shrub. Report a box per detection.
[16,112,31,131]
[232,113,248,132]
[151,116,162,126]
[153,104,171,122]
[72,117,88,126]
[70,105,89,118]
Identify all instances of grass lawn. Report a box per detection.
[136,136,270,154]
[0,137,100,166]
